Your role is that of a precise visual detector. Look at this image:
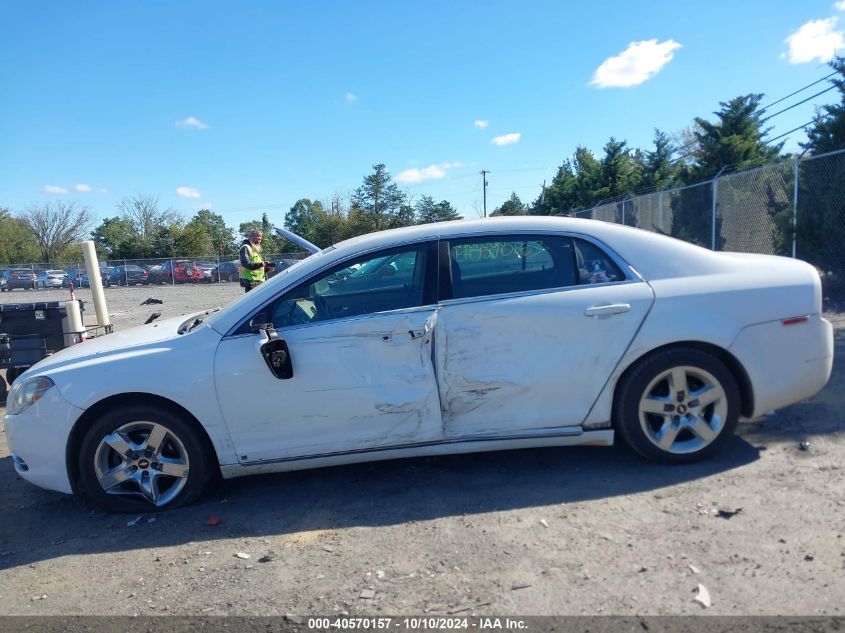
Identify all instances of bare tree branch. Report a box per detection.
[117,193,182,240]
[20,201,93,263]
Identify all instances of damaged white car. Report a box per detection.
[5,217,834,512]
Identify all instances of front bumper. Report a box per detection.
[5,385,85,494]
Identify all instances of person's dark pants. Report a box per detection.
[240,279,263,293]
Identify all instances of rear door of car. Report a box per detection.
[434,232,654,437]
[214,240,443,463]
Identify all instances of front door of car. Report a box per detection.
[214,242,443,463]
[435,234,654,437]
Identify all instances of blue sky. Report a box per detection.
[2,0,844,229]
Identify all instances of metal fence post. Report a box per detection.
[711,167,727,251]
[621,199,626,226]
[170,259,175,285]
[792,159,799,259]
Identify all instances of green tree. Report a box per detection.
[672,94,783,247]
[415,196,462,223]
[351,164,409,231]
[190,209,236,257]
[173,222,213,256]
[0,208,40,264]
[491,192,527,216]
[642,129,677,190]
[799,57,845,286]
[92,216,143,259]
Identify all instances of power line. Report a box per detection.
[766,119,816,144]
[756,71,838,114]
[759,86,836,123]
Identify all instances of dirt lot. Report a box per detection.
[0,283,843,616]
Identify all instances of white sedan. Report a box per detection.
[5,217,834,512]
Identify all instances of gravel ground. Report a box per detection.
[0,284,843,616]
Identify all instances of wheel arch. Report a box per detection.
[66,392,220,493]
[612,341,754,420]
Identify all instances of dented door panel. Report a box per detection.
[214,309,442,463]
[434,283,654,437]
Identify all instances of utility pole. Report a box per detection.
[481,170,489,217]
[540,180,546,206]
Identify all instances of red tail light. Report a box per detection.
[782,316,809,326]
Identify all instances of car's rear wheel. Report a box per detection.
[614,348,740,463]
[78,405,213,512]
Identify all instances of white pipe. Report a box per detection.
[81,240,111,327]
[62,300,85,346]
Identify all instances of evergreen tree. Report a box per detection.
[491,192,527,216]
[351,164,409,231]
[415,196,462,223]
[803,56,845,154]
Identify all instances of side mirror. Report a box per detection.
[253,321,294,380]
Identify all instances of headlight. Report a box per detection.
[9,376,55,415]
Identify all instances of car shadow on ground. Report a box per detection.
[0,438,760,571]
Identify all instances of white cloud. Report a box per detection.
[176,186,201,199]
[395,162,462,184]
[473,119,489,129]
[43,185,68,194]
[491,132,521,146]
[74,183,92,192]
[176,116,209,130]
[590,39,682,88]
[837,1,845,11]
[345,92,357,103]
[783,17,845,64]
[99,188,108,193]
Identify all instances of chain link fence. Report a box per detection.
[1,253,309,290]
[569,148,845,302]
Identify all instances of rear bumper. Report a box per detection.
[730,315,834,418]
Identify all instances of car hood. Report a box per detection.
[21,312,211,378]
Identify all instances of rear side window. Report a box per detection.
[573,238,625,285]
[449,235,576,299]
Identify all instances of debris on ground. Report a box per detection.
[126,516,143,527]
[31,595,47,601]
[805,554,815,562]
[511,581,533,590]
[144,312,162,324]
[322,545,335,553]
[376,570,386,579]
[539,519,550,528]
[689,564,701,574]
[206,516,222,527]
[258,553,276,563]
[800,441,811,451]
[694,584,712,608]
[717,508,743,520]
[359,589,375,600]
[140,298,164,305]
[235,552,251,560]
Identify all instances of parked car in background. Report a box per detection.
[150,259,203,284]
[0,270,7,291]
[217,260,240,282]
[63,269,86,288]
[4,217,834,512]
[197,262,220,283]
[107,265,149,286]
[2,269,37,291]
[268,258,302,278]
[80,268,111,288]
[37,270,67,289]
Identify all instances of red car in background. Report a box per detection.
[151,259,203,284]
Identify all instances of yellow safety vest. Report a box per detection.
[240,243,266,283]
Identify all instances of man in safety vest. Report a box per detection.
[239,229,273,292]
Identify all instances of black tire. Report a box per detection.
[5,367,22,385]
[77,404,214,513]
[613,347,740,464]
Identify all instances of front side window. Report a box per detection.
[449,235,576,299]
[267,244,430,329]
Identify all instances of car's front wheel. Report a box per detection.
[613,348,740,463]
[78,405,213,512]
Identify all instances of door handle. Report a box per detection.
[409,329,426,339]
[584,303,631,317]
